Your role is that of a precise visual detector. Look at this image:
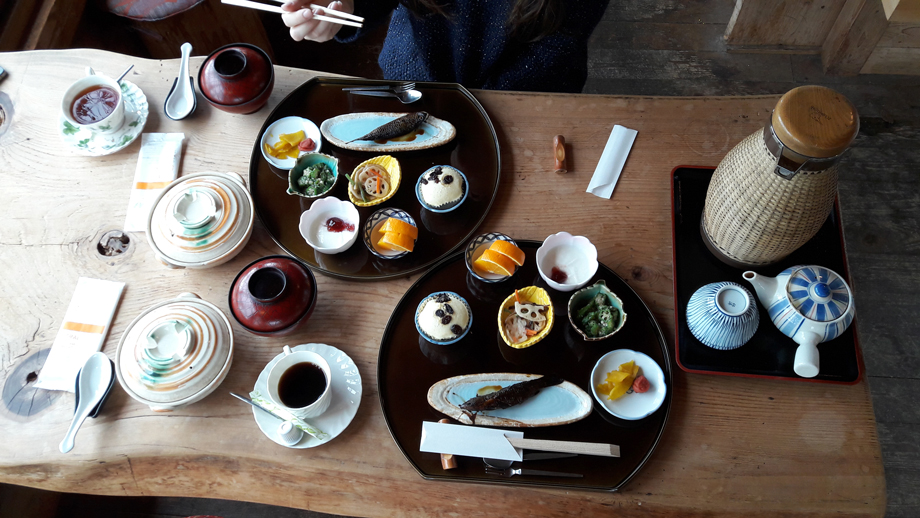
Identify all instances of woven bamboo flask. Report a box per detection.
[702,86,859,267]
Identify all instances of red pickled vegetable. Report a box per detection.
[632,375,650,393]
[298,138,315,152]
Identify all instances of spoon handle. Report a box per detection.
[180,42,192,79]
[60,406,93,453]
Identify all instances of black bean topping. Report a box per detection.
[441,315,452,325]
[436,293,450,303]
[435,309,445,317]
[443,174,454,184]
[444,303,454,314]
[431,176,440,183]
[451,325,463,335]
[420,178,428,185]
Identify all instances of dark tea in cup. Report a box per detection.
[278,361,327,408]
[71,85,119,124]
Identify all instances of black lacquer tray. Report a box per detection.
[249,77,501,280]
[672,166,862,384]
[377,241,672,491]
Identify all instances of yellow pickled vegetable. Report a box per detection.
[596,360,643,401]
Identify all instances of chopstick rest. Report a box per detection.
[586,125,637,199]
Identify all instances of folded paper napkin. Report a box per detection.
[34,277,125,392]
[124,133,185,231]
[586,125,638,199]
[250,390,330,441]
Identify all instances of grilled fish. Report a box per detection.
[459,375,564,412]
[347,111,429,143]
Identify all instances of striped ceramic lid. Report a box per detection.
[148,173,253,268]
[116,293,233,405]
[786,266,851,323]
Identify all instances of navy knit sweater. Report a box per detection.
[335,0,609,93]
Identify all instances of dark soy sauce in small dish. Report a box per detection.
[278,362,327,408]
[71,85,119,124]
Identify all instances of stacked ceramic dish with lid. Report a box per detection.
[115,293,234,412]
[146,172,254,269]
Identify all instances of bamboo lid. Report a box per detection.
[771,86,859,158]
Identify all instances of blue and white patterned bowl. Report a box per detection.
[363,207,416,260]
[686,282,759,350]
[464,232,519,283]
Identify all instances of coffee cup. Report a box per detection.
[267,346,332,419]
[60,67,126,134]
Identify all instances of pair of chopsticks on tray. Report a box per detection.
[221,0,363,28]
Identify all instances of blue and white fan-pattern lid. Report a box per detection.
[786,266,850,323]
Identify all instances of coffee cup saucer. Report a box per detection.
[59,80,148,156]
[252,343,362,448]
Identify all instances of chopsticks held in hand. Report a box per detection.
[220,0,363,28]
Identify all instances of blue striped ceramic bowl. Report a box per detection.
[686,282,759,350]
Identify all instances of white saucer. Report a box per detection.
[59,81,149,156]
[253,343,362,448]
[590,349,666,421]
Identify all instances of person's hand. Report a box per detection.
[281,0,355,42]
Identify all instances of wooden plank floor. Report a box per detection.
[2,1,917,516]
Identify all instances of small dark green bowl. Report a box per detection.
[567,279,627,341]
[287,153,339,199]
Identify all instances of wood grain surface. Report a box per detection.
[0,49,885,517]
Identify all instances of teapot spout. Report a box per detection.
[742,271,777,308]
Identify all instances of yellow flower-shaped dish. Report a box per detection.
[498,285,555,349]
[347,155,401,207]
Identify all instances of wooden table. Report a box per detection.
[0,49,885,517]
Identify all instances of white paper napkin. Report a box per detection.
[586,125,638,199]
[124,133,185,231]
[34,278,125,392]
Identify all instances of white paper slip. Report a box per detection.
[586,125,638,199]
[34,278,125,392]
[420,421,525,462]
[124,133,185,231]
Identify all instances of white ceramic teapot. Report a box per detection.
[743,265,855,378]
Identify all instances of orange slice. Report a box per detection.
[489,240,525,266]
[380,218,418,240]
[473,249,516,277]
[377,231,415,252]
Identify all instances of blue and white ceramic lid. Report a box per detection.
[786,266,851,322]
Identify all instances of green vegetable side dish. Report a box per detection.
[296,163,335,197]
[576,293,621,338]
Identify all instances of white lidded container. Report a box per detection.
[146,172,254,269]
[115,293,234,411]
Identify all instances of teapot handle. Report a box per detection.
[793,332,821,378]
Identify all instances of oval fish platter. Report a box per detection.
[427,373,592,427]
[320,112,456,152]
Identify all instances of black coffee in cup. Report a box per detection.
[278,362,327,408]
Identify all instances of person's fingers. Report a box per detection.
[282,6,312,28]
[281,0,309,12]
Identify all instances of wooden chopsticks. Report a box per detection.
[220,0,364,28]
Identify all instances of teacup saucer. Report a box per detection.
[252,343,362,448]
[59,80,148,156]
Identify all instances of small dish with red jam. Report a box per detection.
[536,231,599,292]
[298,197,359,254]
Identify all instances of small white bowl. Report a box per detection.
[536,232,599,292]
[590,349,666,421]
[298,197,359,255]
[261,116,322,170]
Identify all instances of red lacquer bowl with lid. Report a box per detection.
[198,43,274,114]
[229,255,317,336]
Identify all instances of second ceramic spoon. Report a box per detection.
[60,352,113,453]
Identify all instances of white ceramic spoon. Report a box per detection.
[60,352,113,453]
[164,42,197,120]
